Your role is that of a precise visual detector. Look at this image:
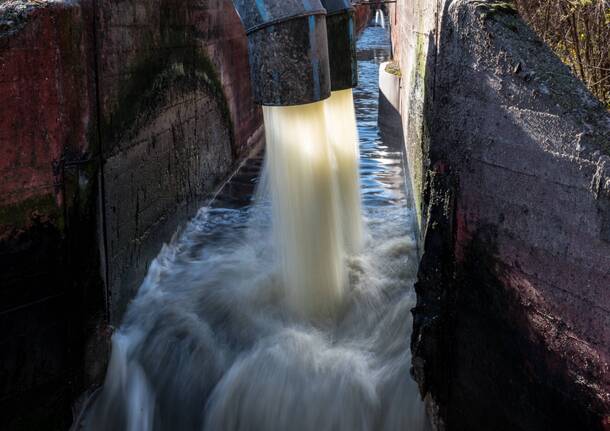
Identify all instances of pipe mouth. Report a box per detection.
[244,9,327,34]
[232,0,332,106]
[247,14,332,106]
[233,0,327,34]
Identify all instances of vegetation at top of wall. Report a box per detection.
[514,0,610,108]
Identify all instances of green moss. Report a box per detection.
[102,48,233,152]
[408,27,432,227]
[101,10,233,154]
[415,31,428,78]
[0,194,62,230]
[385,61,402,78]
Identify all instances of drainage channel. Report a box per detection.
[81,23,427,431]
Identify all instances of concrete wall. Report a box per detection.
[95,0,263,324]
[385,0,610,429]
[0,0,263,428]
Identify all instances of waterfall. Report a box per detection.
[324,89,364,254]
[263,89,363,318]
[375,9,386,29]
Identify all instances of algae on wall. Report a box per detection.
[390,0,443,235]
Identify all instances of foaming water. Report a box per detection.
[82,26,426,431]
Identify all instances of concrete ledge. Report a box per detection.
[378,61,403,147]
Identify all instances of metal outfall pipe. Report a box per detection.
[231,0,331,106]
[320,0,358,91]
[231,0,359,106]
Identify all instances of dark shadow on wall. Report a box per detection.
[378,90,405,149]
[0,2,106,429]
[410,1,610,430]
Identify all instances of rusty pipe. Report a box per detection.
[231,0,332,106]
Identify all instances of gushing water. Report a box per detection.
[263,99,345,318]
[324,89,364,253]
[81,26,426,431]
[263,89,363,318]
[375,9,386,29]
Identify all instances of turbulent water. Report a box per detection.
[83,26,426,431]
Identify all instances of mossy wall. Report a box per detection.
[96,0,235,322]
[389,0,441,235]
